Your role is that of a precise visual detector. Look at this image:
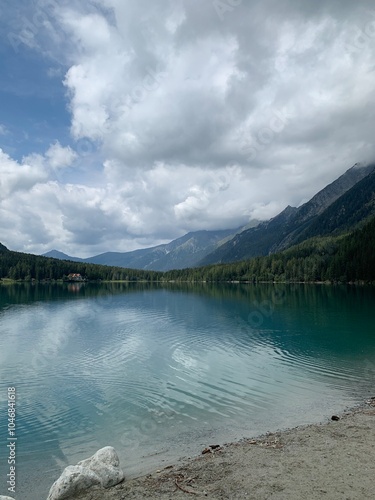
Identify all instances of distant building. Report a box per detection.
[67,273,84,282]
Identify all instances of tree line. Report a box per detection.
[163,216,375,283]
[0,250,161,282]
[1,215,375,284]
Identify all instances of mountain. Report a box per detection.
[44,225,259,271]
[87,229,240,271]
[200,162,375,265]
[37,161,375,271]
[43,250,83,262]
[270,162,375,252]
[163,214,375,283]
[42,231,234,271]
[3,158,375,283]
[2,214,375,283]
[290,168,375,244]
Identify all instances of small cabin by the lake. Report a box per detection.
[66,273,83,282]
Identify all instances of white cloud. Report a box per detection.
[1,0,375,256]
[58,1,375,173]
[45,142,77,170]
[0,141,77,200]
[0,149,48,199]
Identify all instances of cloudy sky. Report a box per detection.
[1,0,375,257]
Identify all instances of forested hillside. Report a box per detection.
[163,215,375,283]
[200,163,375,265]
[292,169,375,243]
[1,215,375,284]
[0,250,161,282]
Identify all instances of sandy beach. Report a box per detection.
[70,399,375,500]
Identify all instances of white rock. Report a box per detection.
[0,496,16,500]
[47,465,101,500]
[77,446,124,488]
[47,447,125,500]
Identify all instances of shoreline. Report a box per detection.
[2,279,375,285]
[70,398,375,499]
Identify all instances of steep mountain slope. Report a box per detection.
[271,162,375,252]
[164,214,375,283]
[290,168,375,244]
[0,242,8,252]
[199,205,298,265]
[288,162,374,222]
[200,163,375,265]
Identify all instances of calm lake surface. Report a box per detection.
[0,283,375,499]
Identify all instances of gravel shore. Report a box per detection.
[71,400,375,500]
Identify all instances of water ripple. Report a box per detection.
[1,284,375,500]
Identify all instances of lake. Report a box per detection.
[0,282,374,499]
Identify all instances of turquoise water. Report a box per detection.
[0,283,374,499]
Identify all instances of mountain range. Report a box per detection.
[200,162,375,265]
[43,162,375,271]
[43,223,259,271]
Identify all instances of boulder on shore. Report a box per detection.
[47,446,125,500]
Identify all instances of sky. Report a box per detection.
[1,0,375,257]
